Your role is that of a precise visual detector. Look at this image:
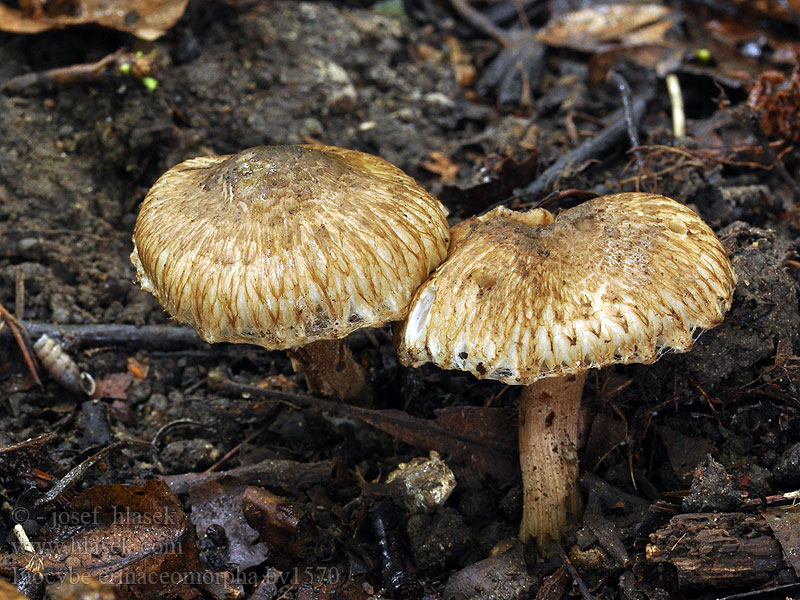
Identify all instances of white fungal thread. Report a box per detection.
[33,334,95,396]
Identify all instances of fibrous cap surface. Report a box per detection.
[131,144,450,349]
[395,193,737,384]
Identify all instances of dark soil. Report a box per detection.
[1,1,799,600]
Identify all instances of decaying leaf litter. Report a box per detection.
[0,0,799,598]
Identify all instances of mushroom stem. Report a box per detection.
[287,339,366,400]
[518,371,587,552]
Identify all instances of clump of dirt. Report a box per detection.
[676,222,800,388]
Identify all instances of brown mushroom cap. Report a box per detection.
[396,193,737,383]
[131,144,450,349]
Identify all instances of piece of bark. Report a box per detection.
[645,512,785,589]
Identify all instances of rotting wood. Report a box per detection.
[645,512,785,589]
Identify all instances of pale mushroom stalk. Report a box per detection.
[395,193,737,555]
[518,372,586,549]
[131,144,449,400]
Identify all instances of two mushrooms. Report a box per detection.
[132,144,736,552]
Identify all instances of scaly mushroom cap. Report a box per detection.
[131,145,450,349]
[395,193,737,384]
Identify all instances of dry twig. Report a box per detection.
[498,97,647,206]
[0,303,42,388]
[2,321,205,352]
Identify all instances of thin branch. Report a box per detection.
[558,543,598,600]
[0,303,42,388]
[3,322,206,352]
[496,97,647,207]
[450,0,512,45]
[607,70,644,170]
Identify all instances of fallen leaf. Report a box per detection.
[762,504,800,577]
[421,151,460,182]
[703,18,800,69]
[0,432,59,490]
[93,372,134,400]
[536,4,676,53]
[719,0,800,23]
[188,478,268,571]
[332,403,519,483]
[583,412,627,472]
[215,379,520,483]
[536,565,568,600]
[0,0,189,41]
[438,152,540,217]
[0,480,201,598]
[747,68,800,142]
[161,459,334,497]
[657,425,716,483]
[241,486,314,559]
[444,543,534,600]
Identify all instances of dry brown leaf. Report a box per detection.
[762,504,800,577]
[241,486,314,559]
[583,412,627,472]
[747,68,800,142]
[342,404,519,483]
[188,478,268,571]
[437,152,540,217]
[721,0,800,23]
[213,378,520,483]
[657,426,716,483]
[0,0,189,41]
[536,565,569,600]
[536,4,676,53]
[0,480,201,598]
[421,151,460,182]
[704,19,800,69]
[0,433,58,476]
[93,372,134,400]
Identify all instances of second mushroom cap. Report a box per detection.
[396,192,737,382]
